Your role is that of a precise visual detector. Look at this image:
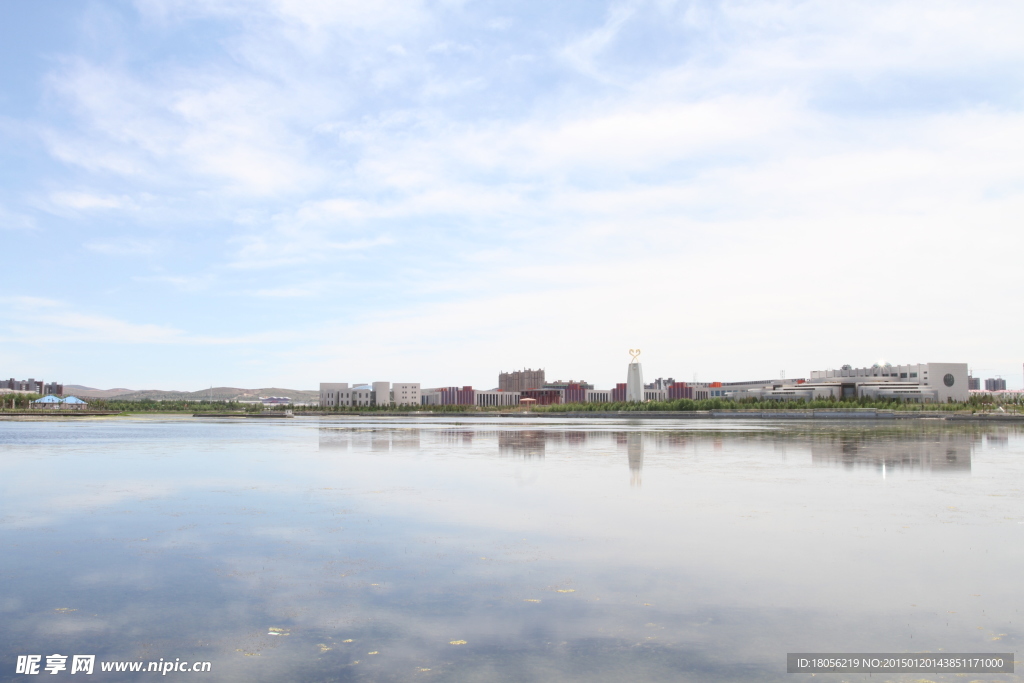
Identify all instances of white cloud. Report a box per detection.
[135,274,217,293]
[52,191,131,210]
[0,206,36,230]
[228,232,394,270]
[561,0,641,82]
[4,0,1023,387]
[85,239,160,255]
[0,297,296,346]
[44,61,323,195]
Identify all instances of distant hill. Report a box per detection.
[64,385,136,399]
[64,385,318,402]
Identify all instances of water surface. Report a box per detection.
[1,417,1021,681]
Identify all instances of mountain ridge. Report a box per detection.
[64,385,318,402]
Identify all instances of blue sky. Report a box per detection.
[2,0,1022,390]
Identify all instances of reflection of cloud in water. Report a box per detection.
[7,418,1024,681]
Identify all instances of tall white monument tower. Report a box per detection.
[626,349,644,402]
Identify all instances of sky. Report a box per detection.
[1,0,1023,391]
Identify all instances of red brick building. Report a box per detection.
[668,382,693,399]
[520,389,562,405]
[439,386,475,405]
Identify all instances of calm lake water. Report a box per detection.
[1,416,1022,682]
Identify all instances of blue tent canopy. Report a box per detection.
[63,396,88,404]
[33,395,63,403]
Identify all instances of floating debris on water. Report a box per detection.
[555,589,575,593]
[342,639,354,643]
[53,608,77,613]
[267,627,290,636]
[523,599,541,603]
[449,640,467,645]
[368,651,379,655]
[317,644,332,652]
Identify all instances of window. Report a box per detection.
[900,373,907,378]
[909,372,917,378]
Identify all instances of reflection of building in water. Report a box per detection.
[318,428,422,452]
[986,432,1009,449]
[626,432,643,487]
[318,428,352,450]
[810,432,976,474]
[438,429,474,447]
[499,431,547,458]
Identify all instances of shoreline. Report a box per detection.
[2,409,1022,422]
[301,409,1024,422]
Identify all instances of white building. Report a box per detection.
[320,381,408,408]
[372,381,390,407]
[392,383,421,406]
[348,384,374,406]
[809,362,968,403]
[319,383,350,408]
[723,362,969,403]
[475,390,520,407]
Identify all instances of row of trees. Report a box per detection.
[300,403,476,414]
[82,398,254,412]
[534,394,1023,413]
[5,394,1020,414]
[303,395,1020,414]
[0,393,43,410]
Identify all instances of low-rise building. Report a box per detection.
[724,362,969,403]
[809,362,969,402]
[320,382,350,408]
[475,390,520,407]
[421,386,476,406]
[320,381,405,407]
[666,382,711,400]
[520,388,562,405]
[392,383,421,406]
[644,388,667,401]
[31,395,87,410]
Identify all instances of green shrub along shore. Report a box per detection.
[532,394,1023,413]
[2,393,1021,414]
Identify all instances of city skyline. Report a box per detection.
[2,2,1023,389]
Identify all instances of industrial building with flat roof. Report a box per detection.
[320,382,398,407]
[722,362,969,403]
